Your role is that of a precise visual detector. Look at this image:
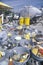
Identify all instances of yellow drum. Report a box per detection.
[25,17,30,26]
[19,17,24,25]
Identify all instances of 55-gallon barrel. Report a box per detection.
[24,17,30,26]
[19,17,24,25]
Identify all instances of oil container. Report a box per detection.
[24,17,30,26]
[19,17,24,25]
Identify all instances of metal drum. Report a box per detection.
[12,47,30,65]
[19,17,24,25]
[24,17,30,26]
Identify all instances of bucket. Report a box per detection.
[12,47,30,65]
[24,17,30,26]
[19,17,24,25]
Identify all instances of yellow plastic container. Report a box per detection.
[25,17,30,26]
[19,17,24,25]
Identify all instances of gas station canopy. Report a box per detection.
[0,2,12,9]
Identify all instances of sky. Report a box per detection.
[1,0,43,12]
